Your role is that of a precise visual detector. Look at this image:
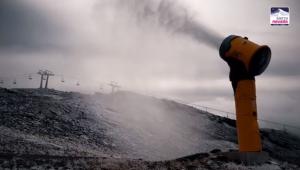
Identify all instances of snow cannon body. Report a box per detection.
[219,35,271,152]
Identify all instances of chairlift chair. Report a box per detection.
[76,82,80,86]
[13,79,17,85]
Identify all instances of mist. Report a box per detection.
[94,91,236,160]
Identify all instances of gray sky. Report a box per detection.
[1,0,300,128]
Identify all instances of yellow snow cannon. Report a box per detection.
[219,35,271,152]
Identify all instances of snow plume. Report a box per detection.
[113,0,222,49]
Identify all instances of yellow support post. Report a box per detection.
[235,80,261,152]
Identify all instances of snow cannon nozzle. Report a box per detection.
[219,35,271,77]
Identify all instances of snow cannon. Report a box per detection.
[219,35,271,152]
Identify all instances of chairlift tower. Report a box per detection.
[44,70,54,89]
[108,81,121,94]
[37,70,44,89]
[37,70,55,89]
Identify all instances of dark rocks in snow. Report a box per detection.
[210,149,222,154]
[261,129,300,166]
[175,152,210,162]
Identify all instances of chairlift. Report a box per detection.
[0,80,3,84]
[13,79,17,85]
[76,81,80,86]
[28,75,33,80]
[61,77,65,83]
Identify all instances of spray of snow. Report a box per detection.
[105,0,222,49]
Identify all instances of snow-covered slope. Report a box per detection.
[0,88,118,157]
[0,88,299,169]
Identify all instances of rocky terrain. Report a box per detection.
[0,88,299,169]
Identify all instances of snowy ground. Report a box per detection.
[1,151,297,170]
[0,88,299,169]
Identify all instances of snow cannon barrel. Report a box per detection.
[219,35,271,78]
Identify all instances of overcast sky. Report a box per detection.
[0,0,300,128]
